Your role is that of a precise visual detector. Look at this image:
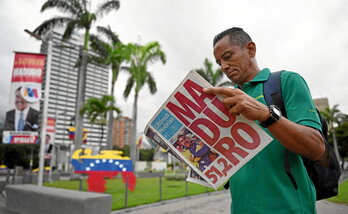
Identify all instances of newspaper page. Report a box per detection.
[144,70,273,189]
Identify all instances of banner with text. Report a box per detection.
[3,52,45,144]
[144,71,273,189]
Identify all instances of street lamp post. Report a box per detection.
[24,29,52,186]
[48,110,67,182]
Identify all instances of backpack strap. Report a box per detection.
[263,71,287,117]
[263,70,298,190]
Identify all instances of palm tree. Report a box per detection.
[33,0,120,150]
[123,42,166,169]
[80,95,121,147]
[195,58,234,87]
[321,104,347,164]
[89,25,129,150]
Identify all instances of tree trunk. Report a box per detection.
[101,124,104,151]
[130,93,138,171]
[106,82,115,150]
[332,128,341,166]
[74,48,88,151]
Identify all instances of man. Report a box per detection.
[203,27,325,213]
[4,87,39,131]
[45,134,53,154]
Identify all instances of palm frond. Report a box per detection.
[95,0,120,17]
[62,20,78,40]
[196,69,210,83]
[90,34,109,57]
[123,77,134,99]
[41,0,81,15]
[33,16,72,36]
[96,25,121,44]
[146,72,157,94]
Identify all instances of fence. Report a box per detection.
[0,166,60,194]
[95,172,215,210]
[1,169,217,211]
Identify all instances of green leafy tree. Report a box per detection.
[34,0,120,150]
[321,104,347,163]
[335,121,348,169]
[80,95,121,147]
[123,42,166,168]
[90,25,129,149]
[0,144,39,169]
[195,58,233,87]
[113,144,130,157]
[139,148,155,161]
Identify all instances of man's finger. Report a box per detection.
[203,87,237,97]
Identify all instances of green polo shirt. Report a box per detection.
[229,68,321,214]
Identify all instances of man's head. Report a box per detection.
[15,87,28,111]
[178,134,191,147]
[213,27,259,86]
[45,134,51,145]
[213,27,252,47]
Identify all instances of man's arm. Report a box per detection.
[203,87,325,161]
[4,110,15,130]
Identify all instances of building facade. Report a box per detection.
[112,116,133,148]
[313,97,329,112]
[41,30,110,170]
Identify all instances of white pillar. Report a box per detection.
[38,33,53,186]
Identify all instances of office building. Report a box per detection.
[40,30,110,170]
[112,116,133,148]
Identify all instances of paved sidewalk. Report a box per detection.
[112,190,231,214]
[111,190,348,214]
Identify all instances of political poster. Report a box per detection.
[44,117,56,159]
[2,52,46,144]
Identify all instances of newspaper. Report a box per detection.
[144,70,273,189]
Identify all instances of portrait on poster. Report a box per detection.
[3,52,45,132]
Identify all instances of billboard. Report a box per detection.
[2,52,46,144]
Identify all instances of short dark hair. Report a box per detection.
[15,86,22,93]
[213,27,252,47]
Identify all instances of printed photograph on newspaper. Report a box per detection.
[144,70,273,189]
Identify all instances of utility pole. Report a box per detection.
[24,29,52,186]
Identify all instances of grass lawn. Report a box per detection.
[44,176,220,211]
[327,179,348,205]
[44,176,348,210]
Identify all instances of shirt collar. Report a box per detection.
[16,106,29,118]
[235,68,271,89]
[249,68,271,83]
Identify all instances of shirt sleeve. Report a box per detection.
[281,71,322,130]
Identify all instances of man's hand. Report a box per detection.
[203,87,269,122]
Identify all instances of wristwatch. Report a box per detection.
[259,105,282,128]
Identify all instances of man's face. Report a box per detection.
[46,136,50,145]
[178,136,190,146]
[213,36,254,85]
[15,91,28,111]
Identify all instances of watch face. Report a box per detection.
[272,106,281,117]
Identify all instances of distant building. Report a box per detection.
[313,98,329,112]
[113,116,133,148]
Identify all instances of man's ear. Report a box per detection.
[246,42,256,58]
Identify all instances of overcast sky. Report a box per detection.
[1,0,348,134]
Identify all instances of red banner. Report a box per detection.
[11,52,46,83]
[47,117,56,133]
[2,131,38,144]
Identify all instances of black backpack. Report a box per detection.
[264,71,341,200]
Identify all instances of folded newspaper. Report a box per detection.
[144,70,273,189]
